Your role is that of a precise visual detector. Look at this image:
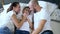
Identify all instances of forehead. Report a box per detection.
[16,4,20,7]
[25,8,30,10]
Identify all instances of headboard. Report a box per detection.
[1,0,30,5]
[1,0,60,9]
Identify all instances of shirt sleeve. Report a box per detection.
[40,9,50,21]
[7,11,16,18]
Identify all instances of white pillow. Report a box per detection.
[38,1,48,8]
[20,3,28,11]
[3,3,11,11]
[47,2,58,15]
[38,1,58,15]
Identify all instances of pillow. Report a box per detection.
[38,1,48,8]
[17,3,28,20]
[38,1,58,15]
[51,9,60,20]
[3,3,11,11]
[20,3,28,11]
[47,2,58,15]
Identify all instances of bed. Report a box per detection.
[0,0,60,34]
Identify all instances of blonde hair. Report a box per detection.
[22,6,31,15]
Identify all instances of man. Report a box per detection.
[30,0,53,34]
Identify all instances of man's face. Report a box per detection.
[29,1,34,11]
[29,4,34,11]
[32,2,38,13]
[29,1,37,13]
[32,2,37,10]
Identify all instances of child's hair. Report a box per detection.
[7,2,19,13]
[22,6,31,15]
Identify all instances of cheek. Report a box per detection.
[29,5,33,10]
[15,9,19,13]
[27,12,29,15]
[24,11,29,15]
[17,7,20,10]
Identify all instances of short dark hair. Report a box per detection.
[22,6,31,15]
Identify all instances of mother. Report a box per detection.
[0,2,26,34]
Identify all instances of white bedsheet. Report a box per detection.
[0,1,58,32]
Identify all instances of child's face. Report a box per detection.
[23,8,30,16]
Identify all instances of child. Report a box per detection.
[16,6,33,34]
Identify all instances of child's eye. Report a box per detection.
[26,10,29,11]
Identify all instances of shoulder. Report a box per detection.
[8,10,16,14]
[7,10,16,17]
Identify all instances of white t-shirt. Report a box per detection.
[0,10,16,28]
[19,15,32,32]
[34,8,52,34]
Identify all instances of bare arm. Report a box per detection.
[32,20,46,34]
[27,18,33,29]
[11,14,26,29]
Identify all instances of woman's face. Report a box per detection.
[13,4,20,13]
[23,8,30,16]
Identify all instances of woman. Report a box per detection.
[16,6,33,34]
[31,0,53,34]
[0,2,26,34]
